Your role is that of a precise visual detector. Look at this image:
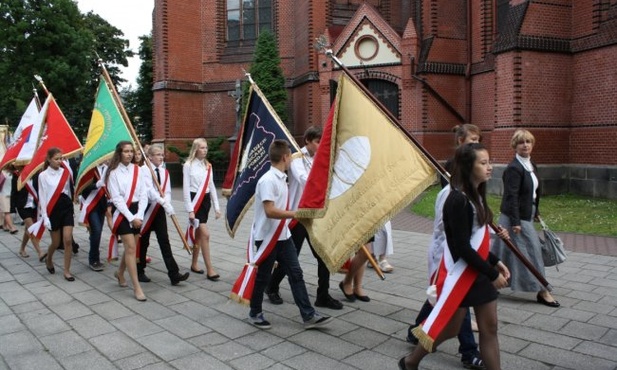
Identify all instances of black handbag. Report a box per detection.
[538,217,567,269]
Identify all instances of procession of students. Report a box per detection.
[6,126,560,370]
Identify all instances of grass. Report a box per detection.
[410,185,617,237]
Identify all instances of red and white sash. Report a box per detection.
[28,164,71,240]
[78,167,107,226]
[184,164,211,246]
[140,167,169,236]
[412,225,490,352]
[107,165,139,261]
[230,196,290,305]
[230,219,288,305]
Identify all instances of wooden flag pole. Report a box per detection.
[319,41,551,291]
[98,61,192,255]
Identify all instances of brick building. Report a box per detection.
[152,0,617,198]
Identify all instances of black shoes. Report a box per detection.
[266,291,283,305]
[536,293,560,307]
[315,295,343,310]
[138,273,151,283]
[338,282,356,302]
[171,272,189,285]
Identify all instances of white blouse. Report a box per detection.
[38,166,71,219]
[107,163,148,222]
[182,159,220,213]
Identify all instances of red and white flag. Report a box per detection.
[18,94,82,188]
[0,96,41,170]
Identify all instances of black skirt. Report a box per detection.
[190,192,211,224]
[113,203,140,235]
[49,194,74,231]
[459,273,498,307]
[17,207,37,221]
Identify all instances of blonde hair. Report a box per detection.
[147,144,164,156]
[186,138,209,165]
[510,129,535,149]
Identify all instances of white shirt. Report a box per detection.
[252,166,291,241]
[427,185,451,281]
[107,163,147,222]
[182,159,220,213]
[516,153,538,200]
[38,166,71,219]
[288,146,313,211]
[141,163,171,205]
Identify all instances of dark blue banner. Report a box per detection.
[224,85,298,237]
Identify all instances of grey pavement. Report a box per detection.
[0,188,616,370]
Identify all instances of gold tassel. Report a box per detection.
[412,325,436,353]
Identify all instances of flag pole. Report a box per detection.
[97,60,192,255]
[319,43,551,291]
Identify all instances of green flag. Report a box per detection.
[75,79,133,195]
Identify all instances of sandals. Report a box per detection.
[19,250,30,258]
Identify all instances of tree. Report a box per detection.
[123,34,153,143]
[243,30,288,123]
[0,0,132,139]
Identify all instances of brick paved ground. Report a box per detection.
[0,189,615,370]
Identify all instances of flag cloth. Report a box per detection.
[0,96,40,170]
[18,95,82,188]
[222,83,299,238]
[15,97,48,166]
[75,79,133,196]
[296,73,437,272]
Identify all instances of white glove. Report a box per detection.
[95,178,105,189]
[156,197,166,206]
[43,217,52,230]
[162,200,175,215]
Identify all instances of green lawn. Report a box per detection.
[410,185,617,237]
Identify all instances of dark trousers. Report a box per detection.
[137,206,179,279]
[87,207,105,265]
[250,238,314,321]
[267,223,331,299]
[414,299,479,358]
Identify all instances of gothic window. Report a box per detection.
[226,0,272,44]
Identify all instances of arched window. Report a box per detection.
[362,79,399,118]
[227,0,272,45]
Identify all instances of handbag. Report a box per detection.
[538,217,567,269]
[426,256,442,306]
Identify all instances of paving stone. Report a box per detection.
[519,342,615,370]
[2,351,62,370]
[68,314,118,339]
[154,314,212,339]
[168,351,233,370]
[39,330,93,358]
[111,314,165,339]
[0,314,25,335]
[0,330,44,357]
[228,352,276,370]
[260,341,307,362]
[139,331,200,361]
[58,350,118,370]
[49,299,94,321]
[90,300,134,321]
[288,328,364,361]
[205,340,254,361]
[89,331,146,361]
[114,352,161,370]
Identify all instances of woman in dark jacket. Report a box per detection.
[493,129,559,307]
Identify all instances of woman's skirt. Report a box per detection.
[190,192,211,224]
[492,208,545,292]
[113,203,140,235]
[49,194,74,231]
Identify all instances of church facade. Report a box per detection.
[152,0,617,198]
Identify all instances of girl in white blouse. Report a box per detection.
[105,141,148,301]
[182,138,221,280]
[39,148,75,281]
